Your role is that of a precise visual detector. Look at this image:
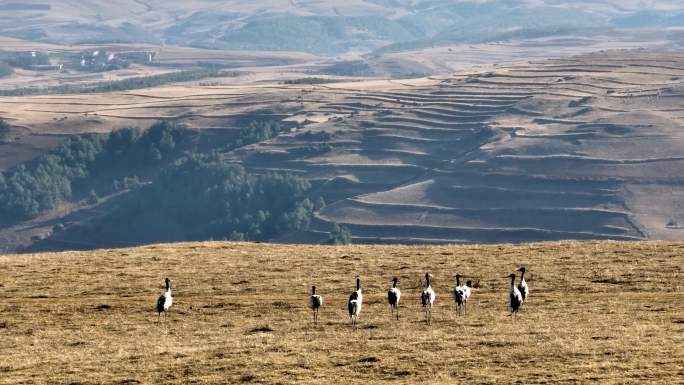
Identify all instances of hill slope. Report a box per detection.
[0,240,683,384]
[1,0,684,54]
[218,50,684,244]
[1,49,683,249]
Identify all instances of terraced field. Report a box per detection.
[2,49,683,246]
[232,50,684,243]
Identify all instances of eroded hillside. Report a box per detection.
[1,49,683,249]
[231,50,684,243]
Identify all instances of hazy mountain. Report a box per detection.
[1,0,683,54]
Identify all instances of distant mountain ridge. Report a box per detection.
[1,0,683,54]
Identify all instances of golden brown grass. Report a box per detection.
[1,241,683,384]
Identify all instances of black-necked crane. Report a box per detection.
[453,274,466,316]
[348,276,363,326]
[387,277,401,320]
[156,277,173,322]
[311,286,323,324]
[463,279,472,314]
[508,273,523,319]
[518,267,529,306]
[420,272,436,325]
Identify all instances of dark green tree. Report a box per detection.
[328,222,352,245]
[0,119,10,140]
[87,189,99,205]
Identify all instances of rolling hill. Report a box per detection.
[230,49,684,244]
[1,48,683,250]
[1,1,684,54]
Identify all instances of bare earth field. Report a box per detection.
[0,241,683,384]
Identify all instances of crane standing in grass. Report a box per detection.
[156,277,173,322]
[421,272,436,325]
[453,274,466,315]
[463,279,472,314]
[311,286,323,324]
[518,267,529,307]
[508,273,523,319]
[387,277,401,320]
[348,276,363,326]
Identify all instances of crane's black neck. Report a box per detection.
[510,275,516,287]
[165,278,170,291]
[456,275,461,286]
[425,273,430,288]
[520,269,526,280]
[392,278,397,288]
[312,286,316,295]
[356,278,360,291]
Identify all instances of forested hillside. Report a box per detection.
[0,119,324,250]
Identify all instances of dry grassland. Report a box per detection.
[1,241,683,384]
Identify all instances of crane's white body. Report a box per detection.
[453,275,467,315]
[349,291,362,324]
[518,276,529,303]
[161,290,173,311]
[388,277,401,320]
[311,294,323,309]
[156,278,173,322]
[509,275,523,318]
[388,288,401,306]
[463,284,471,302]
[311,288,323,324]
[348,278,363,326]
[422,286,435,306]
[421,273,436,324]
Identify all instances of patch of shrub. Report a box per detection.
[328,222,352,245]
[295,130,332,141]
[284,77,340,85]
[0,119,10,140]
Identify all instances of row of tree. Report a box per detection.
[0,70,229,96]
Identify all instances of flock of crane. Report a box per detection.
[155,267,530,325]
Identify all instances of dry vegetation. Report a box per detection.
[1,241,683,384]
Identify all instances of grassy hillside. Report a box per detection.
[0,240,682,384]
